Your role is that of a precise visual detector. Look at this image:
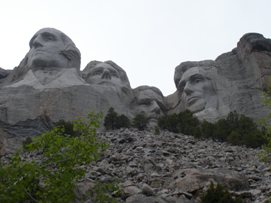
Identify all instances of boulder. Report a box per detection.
[169,168,249,194]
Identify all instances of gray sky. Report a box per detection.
[0,0,270,96]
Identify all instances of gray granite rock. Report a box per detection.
[0,115,53,154]
[0,29,134,125]
[131,85,166,128]
[173,61,230,122]
[169,168,249,199]
[2,128,271,202]
[215,33,271,120]
[1,29,271,130]
[3,28,82,88]
[82,60,131,89]
[82,60,134,119]
[126,194,167,203]
[77,129,270,202]
[172,33,271,122]
[0,68,11,80]
[0,84,134,124]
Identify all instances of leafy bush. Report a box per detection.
[132,113,149,131]
[0,113,107,202]
[104,107,131,130]
[201,182,244,203]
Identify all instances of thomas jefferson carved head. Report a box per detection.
[82,60,131,88]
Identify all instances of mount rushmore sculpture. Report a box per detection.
[0,28,271,127]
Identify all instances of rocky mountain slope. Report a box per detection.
[1,127,271,202]
[77,128,271,203]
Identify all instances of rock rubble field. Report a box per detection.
[74,128,271,203]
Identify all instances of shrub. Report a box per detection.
[176,110,201,136]
[54,119,79,137]
[212,118,230,141]
[158,110,201,135]
[132,113,149,130]
[0,113,107,203]
[259,91,271,165]
[158,114,179,133]
[104,107,131,130]
[104,107,119,130]
[227,130,242,146]
[222,112,266,147]
[158,110,266,148]
[200,120,215,139]
[154,126,160,135]
[116,114,131,129]
[201,182,244,203]
[89,182,121,203]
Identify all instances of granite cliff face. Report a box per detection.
[172,33,271,122]
[0,28,271,125]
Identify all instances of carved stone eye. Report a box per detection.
[90,68,103,76]
[177,80,185,91]
[109,70,119,78]
[190,75,204,84]
[42,32,57,41]
[138,98,152,106]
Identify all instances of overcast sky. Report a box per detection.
[0,0,270,95]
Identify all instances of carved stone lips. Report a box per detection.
[32,50,46,55]
[186,96,200,105]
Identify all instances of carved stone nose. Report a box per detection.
[184,82,193,96]
[151,102,161,114]
[101,69,111,80]
[32,36,43,48]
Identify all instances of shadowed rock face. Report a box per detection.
[0,68,10,80]
[132,86,166,127]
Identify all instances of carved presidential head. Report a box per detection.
[82,60,131,88]
[26,28,81,70]
[175,61,219,114]
[133,85,166,123]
